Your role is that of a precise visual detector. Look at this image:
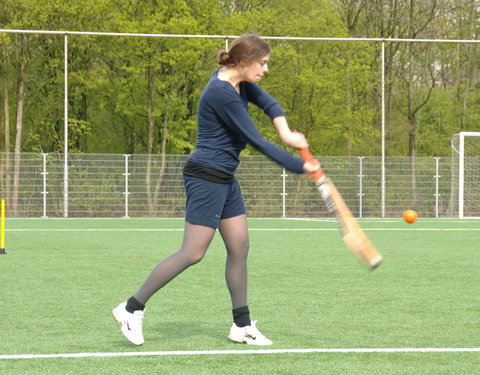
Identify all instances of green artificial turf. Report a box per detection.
[1,218,479,374]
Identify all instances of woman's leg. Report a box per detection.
[220,214,273,345]
[219,214,249,310]
[113,222,215,345]
[133,222,216,304]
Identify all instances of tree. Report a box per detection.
[0,38,12,203]
[95,0,221,214]
[333,0,480,158]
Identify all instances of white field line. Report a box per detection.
[1,347,480,360]
[8,217,478,221]
[5,228,480,232]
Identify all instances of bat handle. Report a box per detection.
[299,147,324,182]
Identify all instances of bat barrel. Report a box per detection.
[368,254,383,268]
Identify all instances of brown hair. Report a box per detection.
[217,34,270,66]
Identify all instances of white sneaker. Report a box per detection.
[112,302,145,345]
[228,320,273,346]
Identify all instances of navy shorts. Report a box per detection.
[183,175,246,229]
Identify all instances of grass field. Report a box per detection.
[1,217,479,374]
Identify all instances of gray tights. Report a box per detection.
[133,214,249,310]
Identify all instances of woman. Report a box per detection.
[113,34,319,346]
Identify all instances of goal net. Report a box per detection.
[450,132,480,218]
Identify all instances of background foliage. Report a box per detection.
[1,0,479,158]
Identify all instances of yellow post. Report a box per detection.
[1,199,5,254]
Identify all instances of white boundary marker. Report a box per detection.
[1,347,480,360]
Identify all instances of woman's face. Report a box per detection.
[241,54,270,83]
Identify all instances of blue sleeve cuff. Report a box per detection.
[266,103,286,120]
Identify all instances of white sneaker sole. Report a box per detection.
[228,334,246,344]
[228,334,272,346]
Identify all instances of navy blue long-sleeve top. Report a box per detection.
[187,69,305,175]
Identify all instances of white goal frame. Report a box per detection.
[457,132,480,219]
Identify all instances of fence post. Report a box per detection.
[434,157,440,218]
[63,34,69,218]
[358,156,365,218]
[381,41,386,218]
[41,153,48,218]
[124,154,130,218]
[281,168,287,218]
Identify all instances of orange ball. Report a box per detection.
[403,209,418,224]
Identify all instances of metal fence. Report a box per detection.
[0,152,456,218]
[2,29,480,219]
[0,29,480,217]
